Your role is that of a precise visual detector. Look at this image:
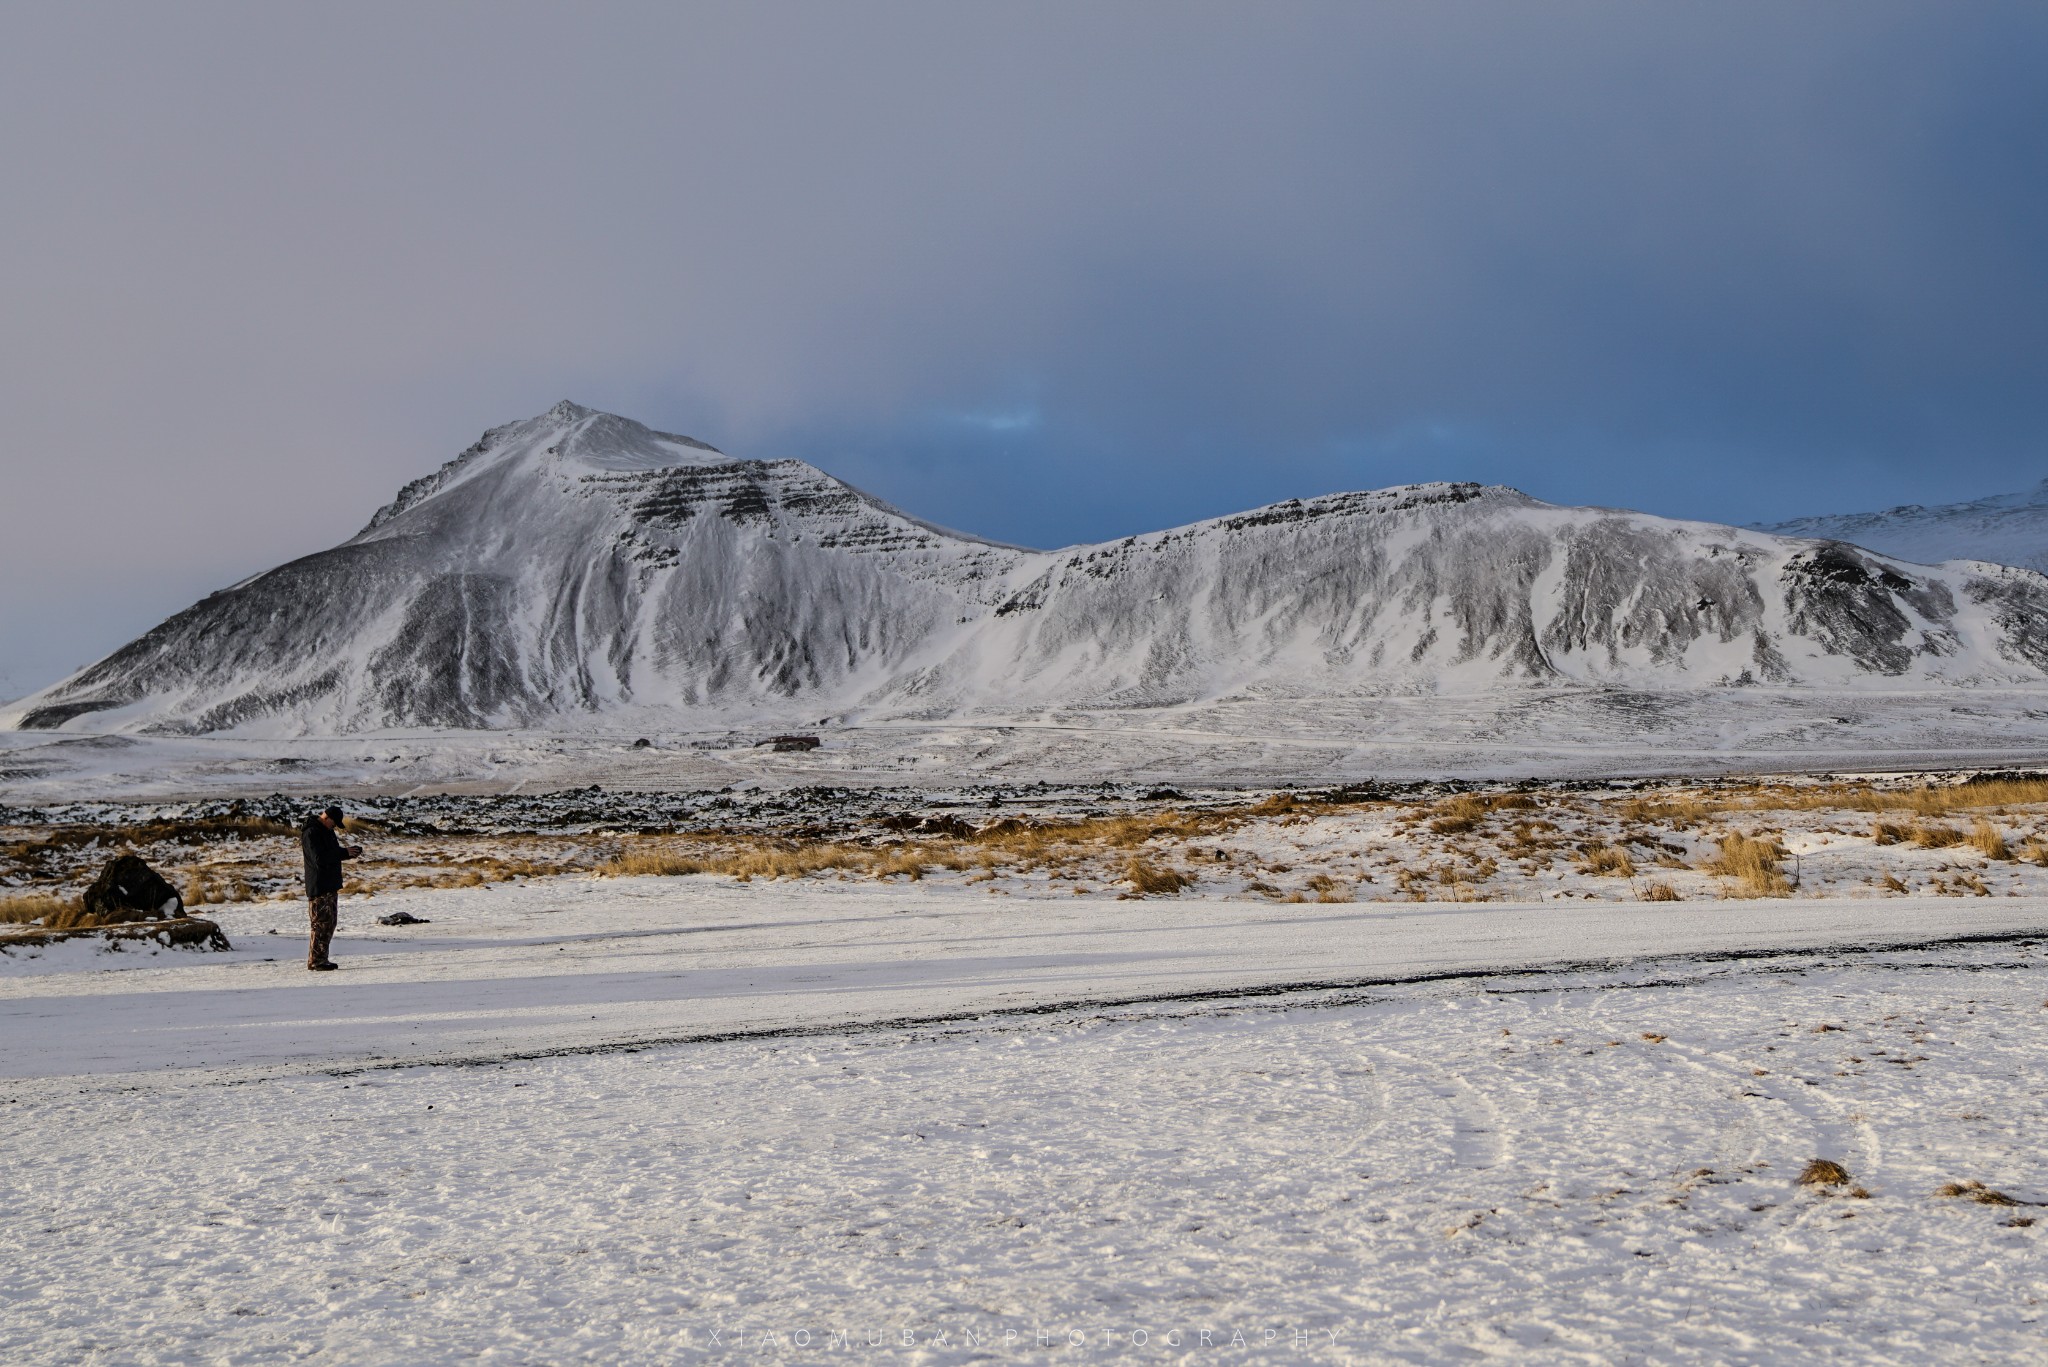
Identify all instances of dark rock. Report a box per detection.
[632,738,652,748]
[81,854,182,924]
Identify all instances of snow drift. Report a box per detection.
[10,402,2048,736]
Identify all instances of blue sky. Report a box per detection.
[3,2,2046,696]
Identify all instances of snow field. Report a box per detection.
[8,685,2048,806]
[3,946,2046,1364]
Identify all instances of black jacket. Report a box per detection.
[300,817,354,898]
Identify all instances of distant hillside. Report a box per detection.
[1760,479,2048,573]
[8,403,2048,736]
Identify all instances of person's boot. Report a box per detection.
[308,960,338,971]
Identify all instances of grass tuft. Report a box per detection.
[1641,881,1682,902]
[1580,845,1636,878]
[1968,820,2013,861]
[1703,833,1792,898]
[1798,1159,1853,1187]
[1125,858,1193,897]
[1936,1180,2023,1206]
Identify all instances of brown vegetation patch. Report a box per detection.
[1936,1180,2027,1207]
[1618,796,1713,829]
[1703,833,1792,897]
[1125,858,1194,897]
[1968,820,2013,861]
[1579,844,1636,878]
[1302,873,1352,903]
[1745,777,2048,816]
[1797,1159,1853,1187]
[0,891,75,926]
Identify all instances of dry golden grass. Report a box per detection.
[1618,796,1715,829]
[1302,873,1353,903]
[973,809,1225,857]
[1912,823,1966,849]
[1504,818,1561,842]
[1758,777,2048,815]
[353,853,577,893]
[2020,839,2048,868]
[1428,795,1491,835]
[599,836,971,885]
[1879,873,1909,893]
[25,896,203,931]
[1125,857,1193,896]
[1639,777,2048,829]
[183,865,263,905]
[39,902,110,930]
[1703,832,1792,898]
[1580,845,1636,878]
[1872,821,1910,846]
[1969,820,2013,861]
[605,845,709,877]
[595,806,1241,891]
[1641,881,1682,902]
[1936,1180,2023,1207]
[1425,792,1540,835]
[0,891,74,926]
[1798,1158,1853,1187]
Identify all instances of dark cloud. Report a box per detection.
[3,1,2045,694]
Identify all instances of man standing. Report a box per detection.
[300,804,361,971]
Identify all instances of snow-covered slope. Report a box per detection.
[1759,478,2048,573]
[9,403,2048,736]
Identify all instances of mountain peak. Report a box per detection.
[13,404,2048,737]
[354,403,728,538]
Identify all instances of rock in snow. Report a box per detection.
[81,854,183,923]
[9,401,2048,736]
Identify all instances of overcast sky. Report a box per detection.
[4,2,2046,698]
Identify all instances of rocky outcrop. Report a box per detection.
[81,854,183,923]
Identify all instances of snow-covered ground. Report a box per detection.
[5,684,2048,802]
[3,875,2047,1363]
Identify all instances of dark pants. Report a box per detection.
[307,891,338,966]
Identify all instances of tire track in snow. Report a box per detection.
[1366,1044,1509,1173]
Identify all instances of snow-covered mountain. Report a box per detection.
[1759,479,2048,574]
[9,402,2048,736]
